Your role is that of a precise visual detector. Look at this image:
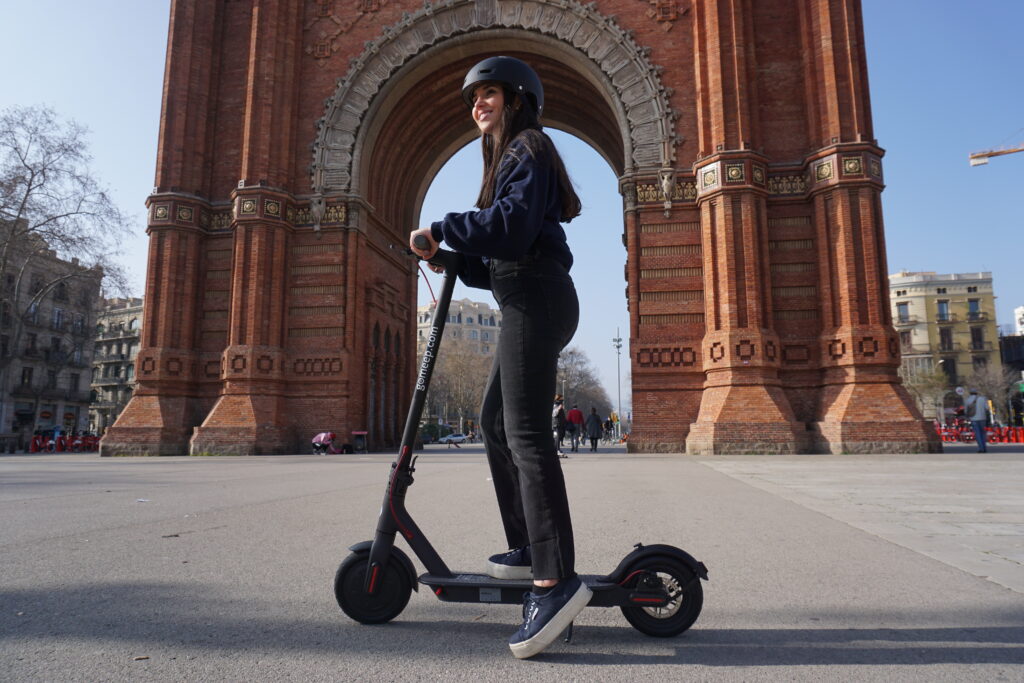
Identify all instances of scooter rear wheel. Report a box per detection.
[620,556,703,637]
[334,552,412,624]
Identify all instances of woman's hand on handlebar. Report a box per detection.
[409,228,444,273]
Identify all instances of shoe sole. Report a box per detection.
[486,562,532,580]
[509,581,593,659]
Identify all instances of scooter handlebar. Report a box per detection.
[412,234,464,274]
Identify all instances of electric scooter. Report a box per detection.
[334,238,708,638]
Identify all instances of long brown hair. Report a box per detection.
[475,88,581,223]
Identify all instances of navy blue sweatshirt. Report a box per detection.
[430,132,573,290]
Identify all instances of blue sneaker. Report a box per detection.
[508,575,592,659]
[487,546,532,580]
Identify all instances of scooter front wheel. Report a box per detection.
[620,556,703,637]
[334,551,412,624]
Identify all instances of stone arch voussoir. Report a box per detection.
[310,0,678,213]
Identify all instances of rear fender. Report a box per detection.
[348,540,419,591]
[601,543,708,583]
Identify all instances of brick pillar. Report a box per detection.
[810,176,939,452]
[190,204,294,455]
[100,217,203,456]
[99,0,217,456]
[685,0,806,453]
[685,167,808,454]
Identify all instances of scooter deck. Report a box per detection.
[418,572,650,608]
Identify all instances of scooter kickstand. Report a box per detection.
[563,621,574,643]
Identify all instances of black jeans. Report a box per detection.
[480,254,579,580]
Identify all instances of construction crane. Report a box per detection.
[969,143,1024,166]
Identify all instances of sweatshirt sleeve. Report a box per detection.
[430,141,550,260]
[457,255,492,290]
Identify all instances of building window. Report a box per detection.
[970,327,985,350]
[967,286,977,293]
[54,283,68,302]
[126,364,134,380]
[967,299,982,321]
[21,367,33,386]
[896,302,909,322]
[27,302,39,324]
[940,358,957,385]
[936,287,946,294]
[936,300,950,322]
[46,370,57,389]
[26,332,37,352]
[128,317,138,330]
[973,356,987,369]
[899,331,911,347]
[470,330,478,340]
[939,327,953,352]
[69,373,80,392]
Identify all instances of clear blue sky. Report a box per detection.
[2,1,1022,407]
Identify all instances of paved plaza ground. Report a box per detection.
[2,443,1022,681]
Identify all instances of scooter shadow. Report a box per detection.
[388,618,1024,666]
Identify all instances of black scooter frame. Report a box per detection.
[356,242,707,618]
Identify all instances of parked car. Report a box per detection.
[438,433,468,444]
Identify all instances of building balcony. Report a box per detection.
[92,376,131,387]
[899,344,932,355]
[935,313,958,324]
[966,311,989,322]
[9,384,90,402]
[94,353,130,363]
[937,343,962,353]
[894,316,922,326]
[969,340,993,352]
[97,329,139,340]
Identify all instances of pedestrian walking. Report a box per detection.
[566,403,584,452]
[552,396,567,457]
[965,389,989,453]
[584,407,602,452]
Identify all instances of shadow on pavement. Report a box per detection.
[2,581,1023,666]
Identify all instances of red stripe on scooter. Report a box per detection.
[618,570,645,586]
[631,597,665,603]
[368,565,380,592]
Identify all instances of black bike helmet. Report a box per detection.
[462,56,544,118]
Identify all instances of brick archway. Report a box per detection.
[101,0,940,456]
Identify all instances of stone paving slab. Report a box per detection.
[1,447,1022,681]
[698,444,1024,594]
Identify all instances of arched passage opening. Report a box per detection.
[317,23,668,447]
[359,39,628,446]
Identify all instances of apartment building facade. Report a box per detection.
[889,271,1003,387]
[416,298,502,357]
[90,297,143,434]
[1,244,100,444]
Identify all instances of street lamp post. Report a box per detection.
[612,328,622,437]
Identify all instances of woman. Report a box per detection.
[409,56,588,659]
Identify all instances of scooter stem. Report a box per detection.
[366,245,464,588]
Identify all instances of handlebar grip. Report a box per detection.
[413,234,431,250]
